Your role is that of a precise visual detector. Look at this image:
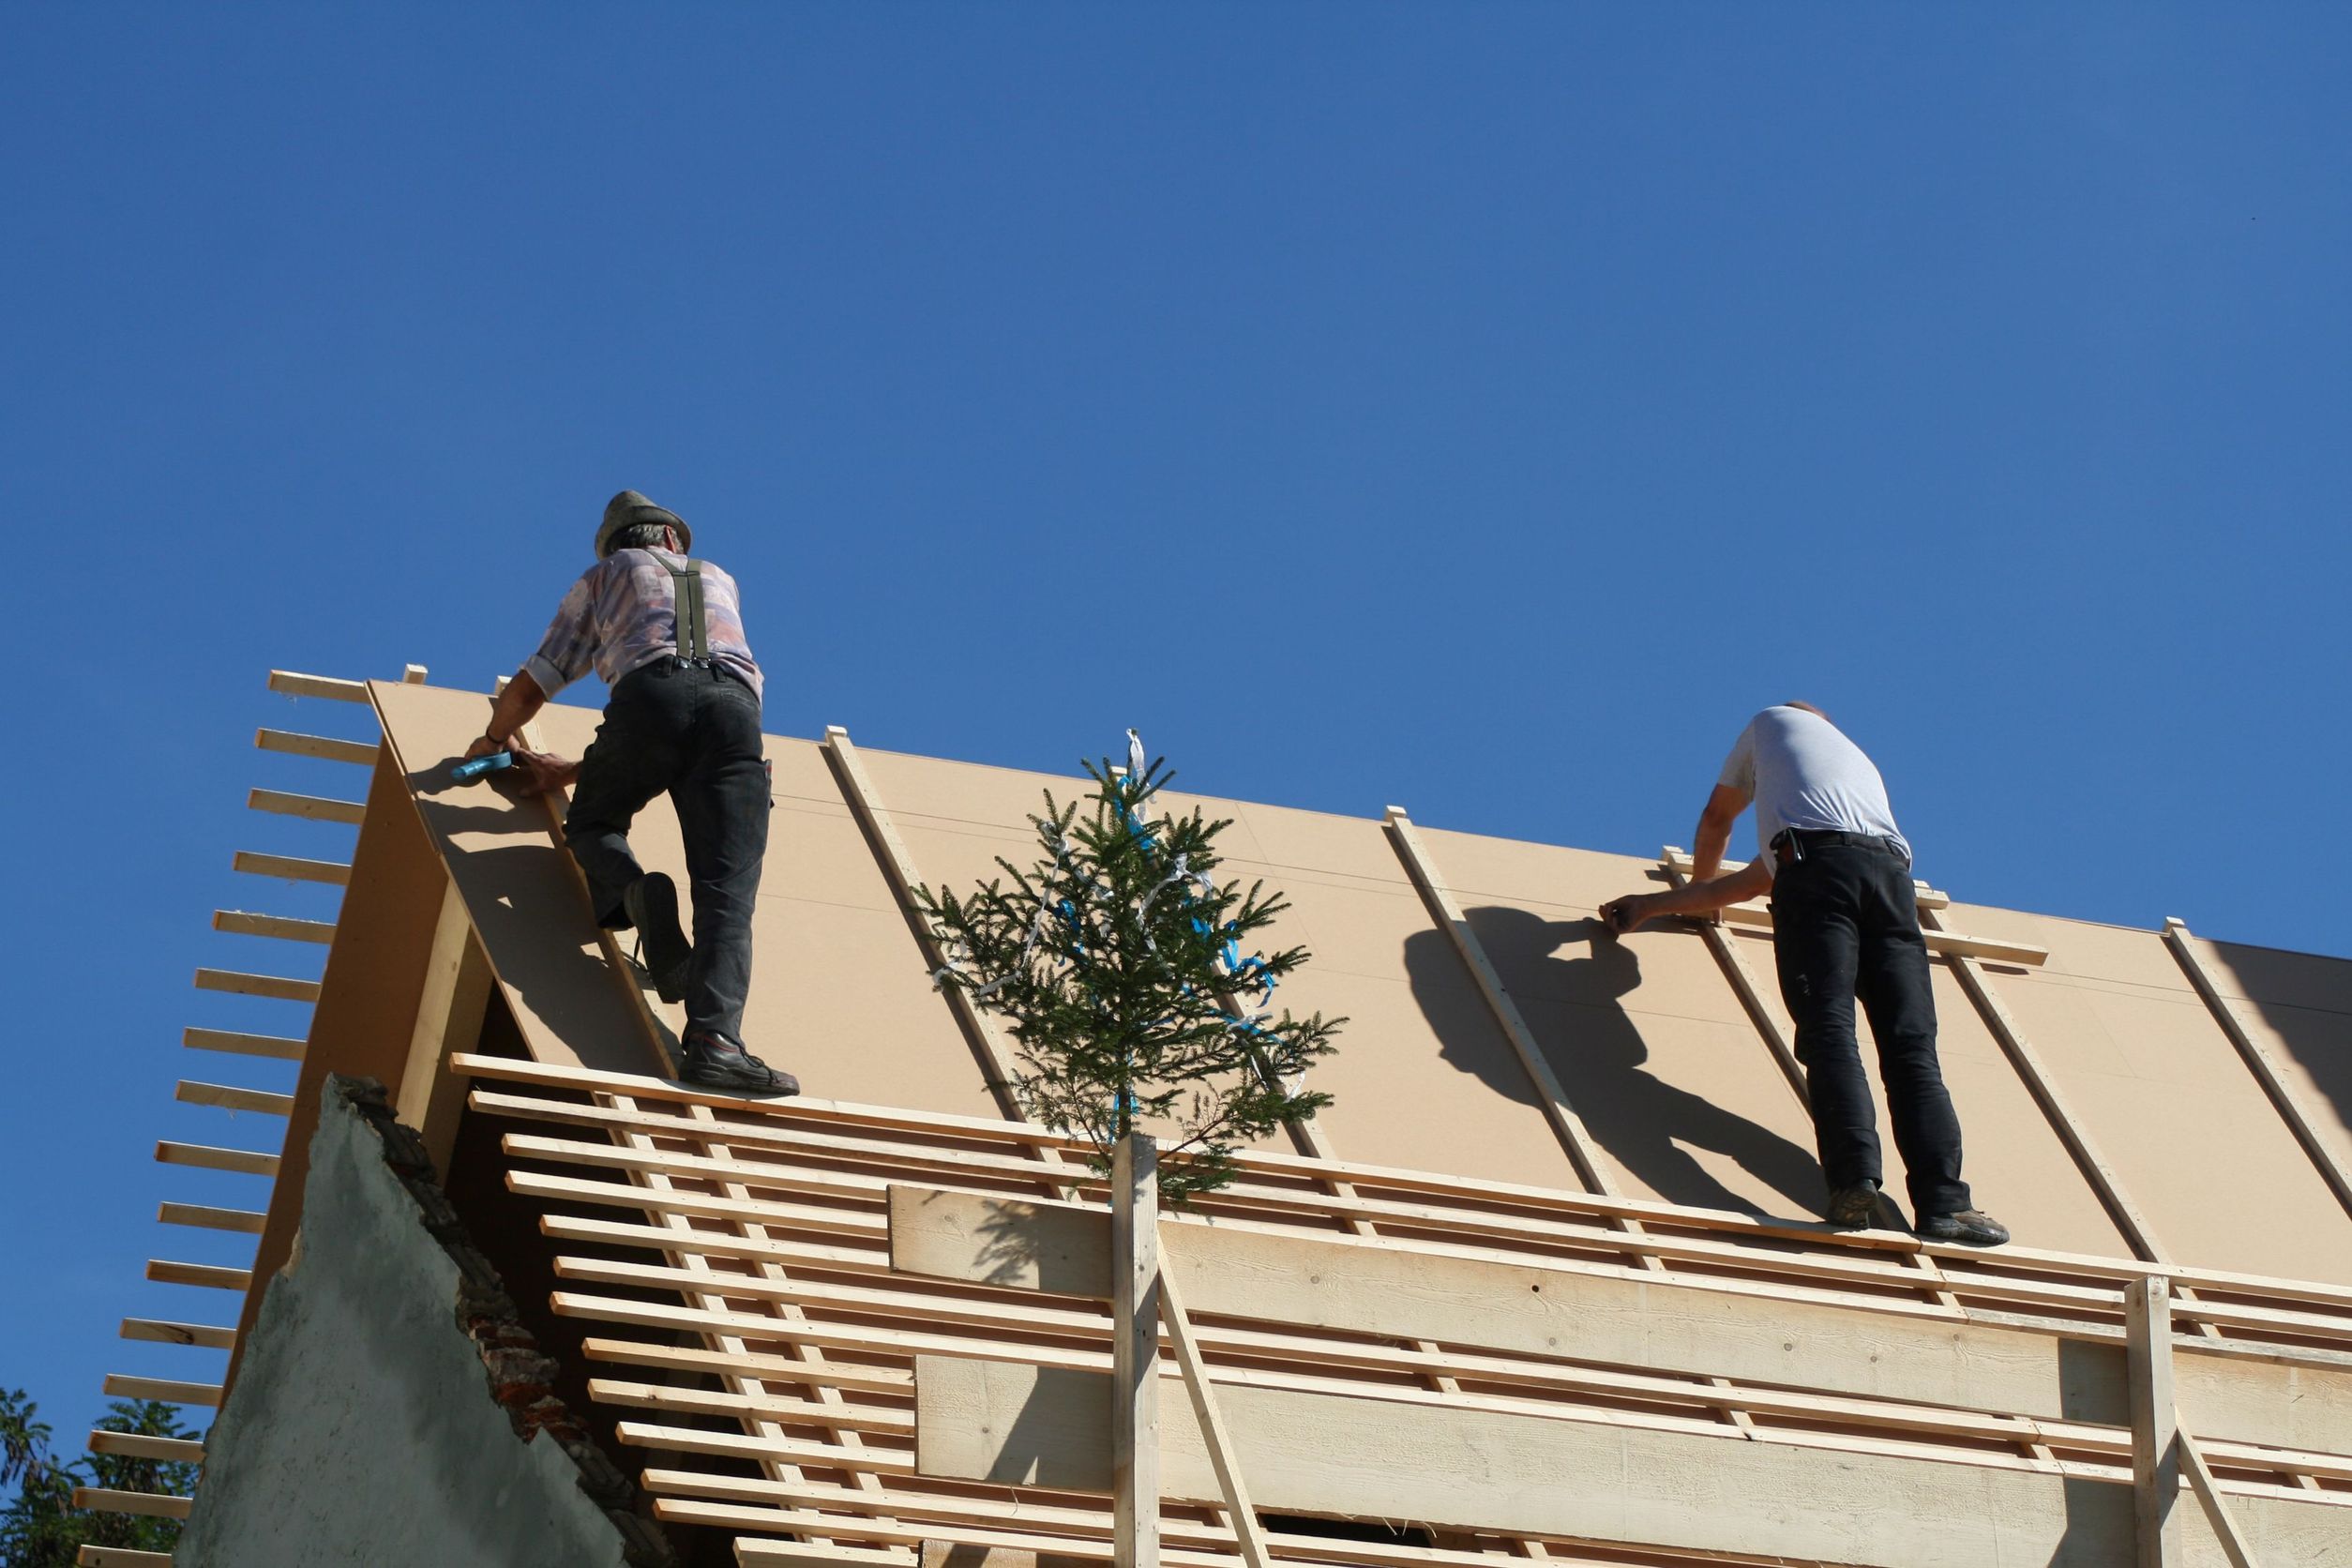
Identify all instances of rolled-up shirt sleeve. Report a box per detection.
[523,569,600,698]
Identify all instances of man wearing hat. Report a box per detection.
[464,490,795,1095]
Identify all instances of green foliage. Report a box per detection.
[0,1392,198,1568]
[917,754,1341,1201]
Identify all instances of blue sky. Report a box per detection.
[3,4,2348,1448]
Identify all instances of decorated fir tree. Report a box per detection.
[916,736,1340,1201]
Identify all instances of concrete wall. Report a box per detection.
[177,1078,671,1568]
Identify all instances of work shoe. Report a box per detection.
[680,1033,799,1098]
[1824,1180,1882,1229]
[1919,1209,2011,1247]
[622,873,691,1004]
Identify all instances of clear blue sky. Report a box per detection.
[4,5,2347,1448]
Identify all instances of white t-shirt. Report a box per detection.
[1718,706,1909,876]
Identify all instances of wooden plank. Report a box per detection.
[183,1026,306,1062]
[156,1140,279,1178]
[267,669,369,702]
[2131,1276,2184,1567]
[146,1259,251,1291]
[580,1338,912,1400]
[1931,908,2179,1262]
[1665,849,1950,909]
[256,726,377,765]
[401,663,428,684]
[1383,809,1621,1198]
[101,1374,220,1407]
[1111,1132,1159,1568]
[2179,1430,2262,1568]
[193,967,320,1003]
[587,1379,913,1434]
[88,1430,204,1464]
[1160,1268,1272,1568]
[247,786,367,824]
[158,1201,265,1234]
[232,849,351,887]
[1712,902,2047,965]
[75,1543,176,1566]
[915,1357,2351,1568]
[819,727,1031,1121]
[885,1184,2352,1455]
[451,1052,2352,1316]
[176,1079,294,1116]
[394,877,493,1176]
[120,1318,234,1350]
[69,1488,190,1521]
[737,1544,912,1568]
[2165,917,2352,1223]
[212,908,337,942]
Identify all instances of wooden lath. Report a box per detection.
[83,662,414,1537]
[443,1053,2352,1568]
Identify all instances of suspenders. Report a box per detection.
[658,555,710,663]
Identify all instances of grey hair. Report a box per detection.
[606,521,678,555]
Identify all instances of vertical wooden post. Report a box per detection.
[1110,1128,1160,1568]
[2127,1274,2181,1568]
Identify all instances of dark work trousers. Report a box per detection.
[563,659,769,1043]
[1768,834,1972,1219]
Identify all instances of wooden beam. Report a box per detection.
[1382,808,1619,1197]
[1929,906,2179,1265]
[452,1054,2352,1321]
[2164,917,2352,1222]
[1664,849,1950,909]
[1111,1132,1160,1568]
[255,726,377,765]
[395,878,493,1176]
[176,1079,294,1116]
[156,1139,279,1178]
[2179,1428,2262,1568]
[232,849,351,886]
[2129,1275,2183,1567]
[88,1430,204,1464]
[158,1201,265,1234]
[69,1488,190,1521]
[120,1317,234,1350]
[882,1184,2352,1455]
[213,908,336,942]
[737,1544,912,1568]
[193,967,320,1003]
[75,1547,175,1568]
[146,1259,251,1291]
[184,1026,306,1062]
[267,669,369,703]
[402,663,429,684]
[819,726,1030,1121]
[587,1378,913,1434]
[247,786,367,825]
[1160,1268,1272,1568]
[101,1374,220,1408]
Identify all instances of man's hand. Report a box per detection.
[506,745,580,798]
[1598,893,1659,933]
[462,732,505,761]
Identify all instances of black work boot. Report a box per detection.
[1824,1179,1882,1229]
[680,1032,798,1097]
[1919,1209,2011,1247]
[622,872,691,1004]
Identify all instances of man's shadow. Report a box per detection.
[1405,908,1822,1219]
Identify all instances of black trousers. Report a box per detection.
[1769,834,1971,1218]
[563,660,769,1042]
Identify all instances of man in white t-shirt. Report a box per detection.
[1600,703,2007,1245]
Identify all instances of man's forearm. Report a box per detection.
[1650,857,1773,917]
[1691,814,1734,883]
[484,670,549,746]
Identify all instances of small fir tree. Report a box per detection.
[917,744,1340,1202]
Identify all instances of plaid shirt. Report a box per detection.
[523,547,764,702]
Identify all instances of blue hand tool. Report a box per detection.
[452,751,514,784]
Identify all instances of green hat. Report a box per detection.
[595,490,692,557]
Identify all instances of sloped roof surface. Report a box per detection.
[373,679,2352,1284]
